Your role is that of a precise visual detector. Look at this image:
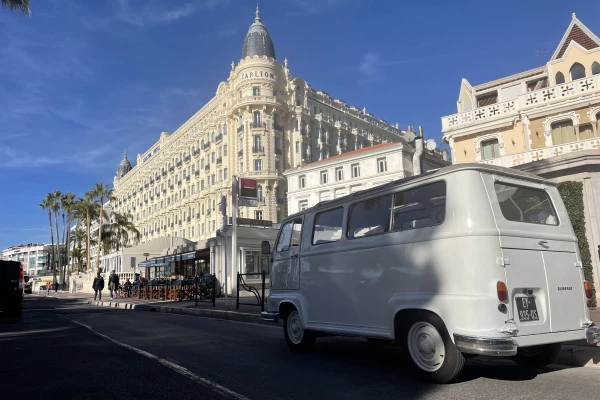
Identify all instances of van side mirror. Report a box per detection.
[261,240,271,255]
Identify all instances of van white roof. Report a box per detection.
[287,163,551,219]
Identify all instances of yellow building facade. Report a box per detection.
[442,13,600,302]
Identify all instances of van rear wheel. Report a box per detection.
[403,313,465,383]
[512,343,562,368]
[283,309,316,352]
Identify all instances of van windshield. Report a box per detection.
[495,182,558,225]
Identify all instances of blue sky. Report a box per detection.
[1,0,598,250]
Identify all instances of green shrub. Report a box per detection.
[557,181,596,307]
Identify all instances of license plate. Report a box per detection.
[516,296,539,322]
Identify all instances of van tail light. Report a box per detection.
[584,281,593,299]
[497,281,508,302]
[19,263,24,282]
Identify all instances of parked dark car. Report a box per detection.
[24,275,32,294]
[0,260,24,316]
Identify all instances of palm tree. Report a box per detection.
[40,194,56,282]
[49,190,62,285]
[91,182,113,273]
[108,211,141,251]
[77,193,97,273]
[1,0,30,15]
[60,192,77,280]
[69,227,87,272]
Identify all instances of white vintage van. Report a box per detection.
[261,163,599,383]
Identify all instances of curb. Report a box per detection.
[86,300,269,325]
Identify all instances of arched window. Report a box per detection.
[551,120,576,145]
[592,62,600,75]
[481,139,500,160]
[555,72,565,84]
[570,63,586,80]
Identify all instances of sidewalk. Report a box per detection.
[40,291,600,369]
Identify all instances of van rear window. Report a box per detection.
[495,183,558,225]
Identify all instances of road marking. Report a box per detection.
[0,326,73,338]
[65,317,250,400]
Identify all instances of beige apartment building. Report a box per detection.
[441,13,600,301]
[111,7,419,245]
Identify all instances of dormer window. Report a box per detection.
[592,62,600,75]
[555,72,565,84]
[570,63,586,81]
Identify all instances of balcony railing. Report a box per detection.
[252,146,264,154]
[442,75,600,132]
[480,136,600,168]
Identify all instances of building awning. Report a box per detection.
[138,261,153,268]
[181,252,196,261]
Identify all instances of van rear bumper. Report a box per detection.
[453,334,517,356]
[587,326,600,344]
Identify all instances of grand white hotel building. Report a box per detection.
[112,7,423,247]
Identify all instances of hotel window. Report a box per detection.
[377,157,387,173]
[224,168,228,180]
[253,86,261,96]
[258,185,264,202]
[255,210,263,220]
[551,120,576,145]
[335,167,344,181]
[579,123,596,140]
[253,135,262,152]
[299,175,306,189]
[223,123,228,135]
[481,139,500,160]
[211,174,215,185]
[295,141,299,153]
[320,171,328,184]
[254,159,263,171]
[299,200,308,211]
[570,63,586,81]
[593,62,600,75]
[351,163,360,178]
[223,145,228,156]
[253,111,262,128]
[211,152,215,163]
[201,180,204,190]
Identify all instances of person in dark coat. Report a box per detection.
[93,273,105,301]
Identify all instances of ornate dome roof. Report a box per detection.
[116,151,132,179]
[241,6,276,60]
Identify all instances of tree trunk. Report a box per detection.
[95,199,103,273]
[48,211,55,280]
[53,211,60,286]
[86,210,91,273]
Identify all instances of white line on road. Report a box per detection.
[65,317,250,400]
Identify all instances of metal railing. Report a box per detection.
[236,271,265,311]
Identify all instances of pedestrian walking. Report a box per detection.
[93,273,105,301]
[108,271,120,299]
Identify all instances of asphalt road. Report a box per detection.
[1,297,599,400]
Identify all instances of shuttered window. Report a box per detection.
[481,139,500,160]
[551,120,576,145]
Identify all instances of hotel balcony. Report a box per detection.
[480,136,600,168]
[442,75,600,133]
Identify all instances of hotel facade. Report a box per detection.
[109,8,427,289]
[441,14,600,302]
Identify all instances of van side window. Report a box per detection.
[347,194,393,238]
[275,220,294,252]
[312,207,344,245]
[495,183,558,225]
[392,182,446,231]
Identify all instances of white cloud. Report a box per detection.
[358,52,384,85]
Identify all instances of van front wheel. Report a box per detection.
[403,314,465,383]
[512,343,562,368]
[283,309,315,352]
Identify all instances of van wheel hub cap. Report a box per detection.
[407,322,445,372]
